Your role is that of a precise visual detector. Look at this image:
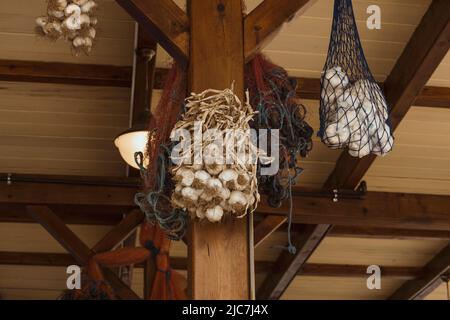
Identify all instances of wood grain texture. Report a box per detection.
[188,0,250,300]
[115,0,189,66]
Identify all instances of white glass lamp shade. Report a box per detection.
[114,130,149,169]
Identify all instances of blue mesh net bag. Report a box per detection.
[318,0,394,158]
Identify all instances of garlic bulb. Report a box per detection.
[52,0,68,11]
[206,205,223,223]
[218,169,238,189]
[36,17,48,27]
[72,36,92,48]
[205,163,224,176]
[192,170,210,188]
[48,10,65,18]
[235,172,250,191]
[196,207,206,219]
[181,187,200,204]
[81,0,97,12]
[228,191,248,214]
[218,187,231,200]
[205,178,222,196]
[323,66,349,90]
[174,168,195,187]
[79,14,91,25]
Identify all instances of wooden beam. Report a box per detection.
[259,192,450,231]
[0,251,421,280]
[188,0,250,300]
[244,0,317,62]
[26,205,140,300]
[254,215,287,248]
[257,0,450,301]
[1,61,448,108]
[5,180,450,231]
[0,60,132,87]
[389,243,450,300]
[1,182,136,207]
[115,0,189,66]
[91,210,144,253]
[257,223,330,299]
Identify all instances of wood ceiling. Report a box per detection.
[0,0,450,300]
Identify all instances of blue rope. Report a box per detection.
[134,146,188,241]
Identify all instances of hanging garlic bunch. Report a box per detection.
[35,0,98,54]
[169,87,265,223]
[320,66,394,157]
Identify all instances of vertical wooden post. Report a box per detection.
[187,0,251,299]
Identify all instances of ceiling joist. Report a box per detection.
[0,251,422,281]
[3,178,450,232]
[1,60,449,108]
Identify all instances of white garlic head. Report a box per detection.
[206,205,224,223]
[228,191,248,214]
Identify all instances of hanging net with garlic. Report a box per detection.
[319,0,394,158]
[35,0,98,54]
[169,87,264,223]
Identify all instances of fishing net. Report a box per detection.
[319,0,394,158]
[245,54,314,253]
[245,54,313,208]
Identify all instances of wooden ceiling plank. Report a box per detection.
[26,205,140,300]
[244,0,318,62]
[115,0,189,66]
[389,243,450,300]
[257,0,450,299]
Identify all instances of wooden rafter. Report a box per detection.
[5,180,450,231]
[91,209,144,253]
[0,251,422,280]
[254,215,287,248]
[26,205,140,299]
[257,0,450,300]
[389,243,450,299]
[115,0,189,66]
[244,0,318,62]
[1,61,449,108]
